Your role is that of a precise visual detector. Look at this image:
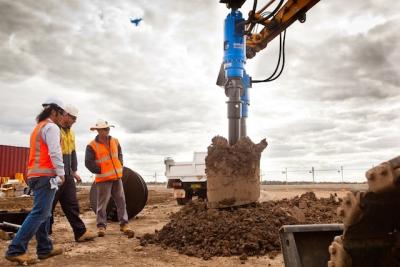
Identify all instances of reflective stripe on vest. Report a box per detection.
[89,137,123,183]
[27,119,56,178]
[94,153,119,164]
[95,168,123,178]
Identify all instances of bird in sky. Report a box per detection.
[130,18,143,26]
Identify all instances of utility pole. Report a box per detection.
[285,167,288,184]
[311,167,315,183]
[340,166,344,183]
[154,172,157,183]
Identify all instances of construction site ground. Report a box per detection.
[0,183,367,267]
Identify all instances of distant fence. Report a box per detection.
[260,166,373,183]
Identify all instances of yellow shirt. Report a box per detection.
[60,128,75,155]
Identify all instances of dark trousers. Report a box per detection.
[50,175,86,241]
[7,177,56,256]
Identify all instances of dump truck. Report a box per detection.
[165,152,207,205]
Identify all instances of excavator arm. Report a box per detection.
[245,0,320,58]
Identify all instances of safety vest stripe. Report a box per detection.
[27,168,56,175]
[96,168,123,178]
[94,153,119,164]
[95,155,111,164]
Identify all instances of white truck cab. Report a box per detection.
[164,152,207,205]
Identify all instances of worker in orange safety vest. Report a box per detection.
[5,100,65,265]
[85,119,134,238]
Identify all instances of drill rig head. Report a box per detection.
[220,0,246,9]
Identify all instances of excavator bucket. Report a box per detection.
[280,224,343,267]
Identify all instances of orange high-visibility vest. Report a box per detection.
[27,119,57,178]
[89,137,123,183]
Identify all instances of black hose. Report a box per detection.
[252,0,258,13]
[252,29,286,83]
[256,0,284,23]
[265,29,286,81]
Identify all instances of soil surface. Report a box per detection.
[0,184,359,267]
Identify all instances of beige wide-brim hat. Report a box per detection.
[90,119,115,131]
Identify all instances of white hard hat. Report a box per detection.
[42,97,65,110]
[64,104,79,117]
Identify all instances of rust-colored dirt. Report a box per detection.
[205,136,268,178]
[206,136,268,208]
[140,192,341,260]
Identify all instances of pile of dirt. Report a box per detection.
[140,192,341,260]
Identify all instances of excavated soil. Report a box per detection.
[140,192,341,260]
[205,136,268,178]
[206,136,268,208]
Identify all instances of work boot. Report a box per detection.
[5,254,38,265]
[76,230,97,242]
[120,224,135,238]
[97,226,106,237]
[37,245,63,260]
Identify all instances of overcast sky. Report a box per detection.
[0,0,399,183]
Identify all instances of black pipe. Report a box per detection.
[225,78,243,145]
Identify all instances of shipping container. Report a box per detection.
[0,145,29,181]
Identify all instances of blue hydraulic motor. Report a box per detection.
[217,5,251,145]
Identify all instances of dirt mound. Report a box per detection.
[140,192,341,260]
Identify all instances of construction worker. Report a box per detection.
[85,119,134,238]
[5,101,65,265]
[49,104,97,242]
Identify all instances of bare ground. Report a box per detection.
[0,184,365,266]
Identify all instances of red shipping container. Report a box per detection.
[0,145,30,180]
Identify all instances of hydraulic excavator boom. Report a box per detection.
[244,0,320,58]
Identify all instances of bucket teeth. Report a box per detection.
[328,235,352,267]
[337,191,362,230]
[366,162,397,193]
